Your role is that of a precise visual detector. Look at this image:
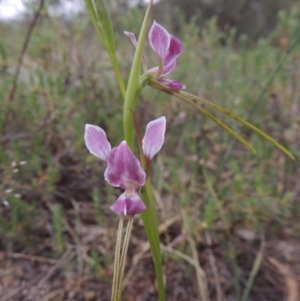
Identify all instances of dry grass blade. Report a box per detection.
[123,215,181,288]
[241,234,266,301]
[269,257,299,301]
[161,243,210,301]
[205,231,223,301]
[187,236,210,301]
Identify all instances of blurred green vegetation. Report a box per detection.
[0,3,300,299]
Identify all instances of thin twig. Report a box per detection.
[241,234,266,301]
[205,230,223,301]
[122,214,181,287]
[8,252,57,264]
[187,236,210,301]
[4,0,45,108]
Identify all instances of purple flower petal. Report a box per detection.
[84,124,111,161]
[125,31,147,67]
[105,141,146,188]
[110,192,146,215]
[158,78,186,90]
[124,31,138,47]
[142,116,166,160]
[164,36,182,69]
[161,60,177,77]
[149,21,171,60]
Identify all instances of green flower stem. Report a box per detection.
[123,0,153,149]
[116,216,134,301]
[111,216,124,301]
[122,1,165,299]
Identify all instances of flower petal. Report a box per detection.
[110,192,146,216]
[105,141,146,188]
[84,124,111,161]
[162,35,183,76]
[158,78,186,90]
[149,21,171,59]
[161,60,176,77]
[124,31,138,47]
[142,116,166,160]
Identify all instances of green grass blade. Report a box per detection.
[84,0,106,47]
[186,98,256,153]
[241,235,266,301]
[150,81,256,153]
[179,90,296,160]
[84,0,126,97]
[91,0,116,54]
[140,177,166,301]
[150,80,295,160]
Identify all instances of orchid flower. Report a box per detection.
[84,116,166,216]
[125,21,185,90]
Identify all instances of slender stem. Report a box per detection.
[123,0,153,149]
[4,0,45,108]
[111,216,124,301]
[116,216,134,301]
[121,1,166,299]
[109,53,126,98]
[241,234,265,301]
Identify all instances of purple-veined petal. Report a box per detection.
[149,21,171,59]
[125,31,147,68]
[105,141,146,188]
[84,124,111,161]
[161,60,177,77]
[142,116,166,160]
[164,36,183,67]
[110,192,146,216]
[158,78,186,90]
[124,31,138,47]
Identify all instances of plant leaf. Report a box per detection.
[150,80,295,160]
[140,177,165,301]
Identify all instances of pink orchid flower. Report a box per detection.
[125,21,185,90]
[84,116,166,216]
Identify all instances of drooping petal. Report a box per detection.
[84,124,111,161]
[125,31,147,68]
[162,35,183,76]
[158,78,186,90]
[105,141,146,188]
[142,116,166,160]
[110,192,146,216]
[124,31,138,47]
[149,21,171,60]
